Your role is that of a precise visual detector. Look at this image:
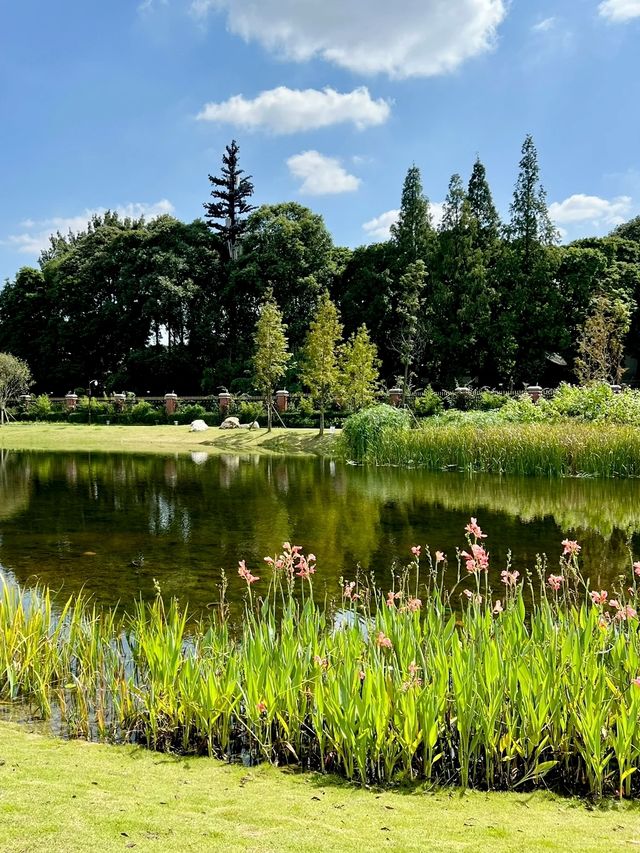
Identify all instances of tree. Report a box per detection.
[613,215,640,244]
[204,140,256,261]
[391,165,434,264]
[508,135,557,266]
[395,260,426,402]
[252,290,291,432]
[340,325,381,412]
[300,292,343,435]
[467,157,501,248]
[574,293,634,384]
[0,353,32,424]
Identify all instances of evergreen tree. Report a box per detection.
[204,140,256,261]
[391,165,433,264]
[300,292,343,435]
[395,260,426,402]
[252,290,291,432]
[508,135,557,266]
[439,173,467,232]
[467,157,500,247]
[340,325,381,411]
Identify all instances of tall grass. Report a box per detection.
[2,528,640,798]
[342,415,640,477]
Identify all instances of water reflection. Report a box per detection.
[0,449,639,610]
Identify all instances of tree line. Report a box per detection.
[1,136,639,396]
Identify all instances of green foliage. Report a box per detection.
[341,404,412,462]
[477,390,509,410]
[339,325,380,412]
[300,292,343,434]
[575,293,633,384]
[391,165,434,263]
[252,290,291,430]
[30,394,54,419]
[412,386,443,417]
[0,352,32,424]
[3,541,640,798]
[236,401,265,423]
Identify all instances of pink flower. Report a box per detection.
[615,605,637,622]
[632,677,640,688]
[435,551,445,563]
[386,590,401,608]
[501,569,520,587]
[609,599,621,610]
[358,670,366,681]
[406,597,422,612]
[463,589,482,604]
[313,655,329,670]
[411,545,421,557]
[547,574,564,591]
[264,556,274,564]
[561,539,581,557]
[492,599,504,614]
[465,517,487,539]
[257,701,267,714]
[634,561,640,577]
[590,590,608,606]
[408,661,420,677]
[238,560,260,584]
[295,555,316,580]
[376,631,393,650]
[461,543,489,573]
[343,581,356,599]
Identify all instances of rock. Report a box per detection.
[190,419,209,432]
[219,417,241,430]
[247,421,260,430]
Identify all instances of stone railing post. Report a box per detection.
[112,393,126,412]
[218,392,232,416]
[388,387,403,407]
[275,390,290,413]
[65,393,78,410]
[527,385,543,404]
[164,393,178,416]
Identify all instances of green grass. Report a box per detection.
[0,423,338,458]
[1,723,639,853]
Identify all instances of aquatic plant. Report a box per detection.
[2,522,640,798]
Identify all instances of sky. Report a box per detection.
[1,0,639,285]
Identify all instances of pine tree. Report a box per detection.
[252,290,291,432]
[391,166,433,264]
[440,174,467,232]
[340,325,381,412]
[467,157,500,247]
[204,140,256,261]
[509,135,557,268]
[300,292,343,435]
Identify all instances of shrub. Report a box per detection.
[477,390,509,411]
[413,386,443,417]
[237,401,265,424]
[30,394,53,419]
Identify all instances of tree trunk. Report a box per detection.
[319,404,324,436]
[267,391,272,432]
[402,361,409,406]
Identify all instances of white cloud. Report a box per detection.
[598,0,640,22]
[287,151,360,196]
[362,202,445,241]
[549,194,633,227]
[362,209,400,241]
[192,0,507,78]
[197,86,390,134]
[532,16,556,32]
[4,200,175,256]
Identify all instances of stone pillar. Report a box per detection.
[527,385,543,404]
[218,392,232,416]
[19,394,32,408]
[275,390,290,413]
[65,393,78,410]
[388,387,403,406]
[112,393,126,412]
[164,393,178,416]
[609,384,622,394]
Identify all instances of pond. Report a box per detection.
[1,448,640,610]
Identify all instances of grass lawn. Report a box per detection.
[0,423,338,458]
[1,724,639,852]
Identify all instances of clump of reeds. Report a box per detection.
[342,412,640,477]
[2,523,640,798]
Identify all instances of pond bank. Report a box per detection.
[0,423,339,457]
[1,722,638,853]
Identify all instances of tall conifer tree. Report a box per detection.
[467,157,500,247]
[204,140,256,261]
[508,135,557,268]
[391,166,433,264]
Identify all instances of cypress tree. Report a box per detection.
[509,135,557,268]
[467,157,501,247]
[391,165,434,264]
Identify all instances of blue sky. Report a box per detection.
[1,0,639,284]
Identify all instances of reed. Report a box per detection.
[342,415,640,477]
[2,526,640,798]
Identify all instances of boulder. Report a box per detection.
[190,419,209,432]
[219,417,241,430]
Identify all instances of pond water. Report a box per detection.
[1,448,640,610]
